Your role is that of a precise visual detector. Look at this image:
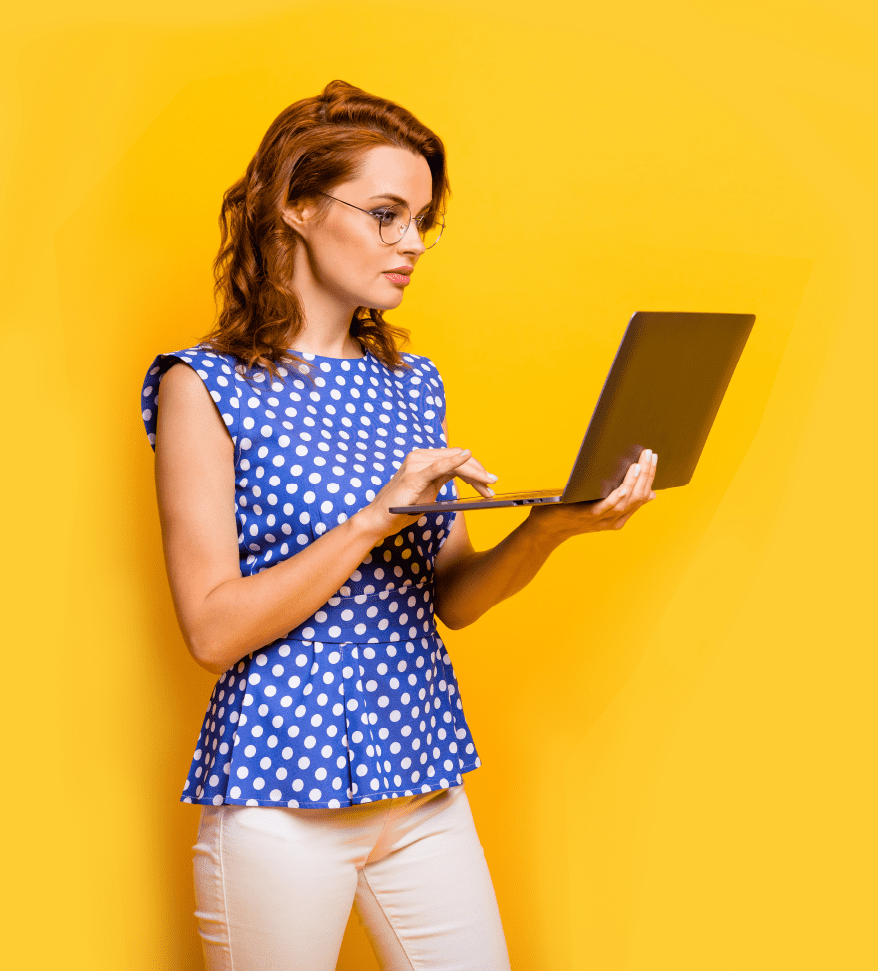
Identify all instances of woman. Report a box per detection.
[141,80,657,971]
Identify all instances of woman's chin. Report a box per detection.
[367,293,406,313]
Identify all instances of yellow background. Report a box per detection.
[3,1,875,968]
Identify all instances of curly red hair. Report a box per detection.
[201,80,450,379]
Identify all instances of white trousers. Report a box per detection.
[192,782,511,970]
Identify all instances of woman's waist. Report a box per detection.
[286,581,438,643]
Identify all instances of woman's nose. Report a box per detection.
[398,219,426,255]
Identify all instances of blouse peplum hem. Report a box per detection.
[183,760,483,809]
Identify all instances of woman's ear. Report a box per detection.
[281,198,320,235]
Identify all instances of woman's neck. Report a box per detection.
[289,241,365,359]
[291,324,364,359]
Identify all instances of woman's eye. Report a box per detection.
[372,209,397,226]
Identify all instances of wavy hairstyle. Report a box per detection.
[201,80,450,379]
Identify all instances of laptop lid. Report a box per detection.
[561,311,756,501]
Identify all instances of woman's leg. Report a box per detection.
[193,802,387,971]
[354,784,511,971]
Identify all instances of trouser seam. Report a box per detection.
[363,797,401,866]
[359,867,417,971]
[218,809,236,971]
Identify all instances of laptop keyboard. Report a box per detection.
[456,488,563,503]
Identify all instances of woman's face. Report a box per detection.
[285,144,434,315]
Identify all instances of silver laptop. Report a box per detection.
[390,311,756,514]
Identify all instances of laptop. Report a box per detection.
[389,311,756,514]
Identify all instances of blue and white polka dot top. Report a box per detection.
[141,344,481,808]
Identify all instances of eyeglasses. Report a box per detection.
[318,192,445,249]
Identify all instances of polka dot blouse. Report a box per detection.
[141,345,481,808]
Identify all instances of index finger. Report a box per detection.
[629,448,657,502]
[422,448,473,481]
[645,449,657,496]
[455,457,498,497]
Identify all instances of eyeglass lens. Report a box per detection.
[378,205,444,249]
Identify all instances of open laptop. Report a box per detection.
[389,311,756,514]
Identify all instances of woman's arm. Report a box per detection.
[432,417,658,630]
[155,364,493,674]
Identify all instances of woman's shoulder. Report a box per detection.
[395,351,449,423]
[398,350,442,375]
[141,344,246,449]
[395,350,448,393]
[145,343,245,381]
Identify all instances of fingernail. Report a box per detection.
[652,452,658,463]
[486,488,495,497]
[487,473,499,482]
[644,449,652,461]
[619,488,627,497]
[632,464,640,476]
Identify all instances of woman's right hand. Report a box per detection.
[356,447,495,544]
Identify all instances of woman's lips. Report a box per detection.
[383,270,412,286]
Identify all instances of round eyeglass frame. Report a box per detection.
[317,191,445,249]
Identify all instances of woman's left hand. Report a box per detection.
[526,448,659,542]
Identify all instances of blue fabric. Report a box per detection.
[141,346,480,808]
